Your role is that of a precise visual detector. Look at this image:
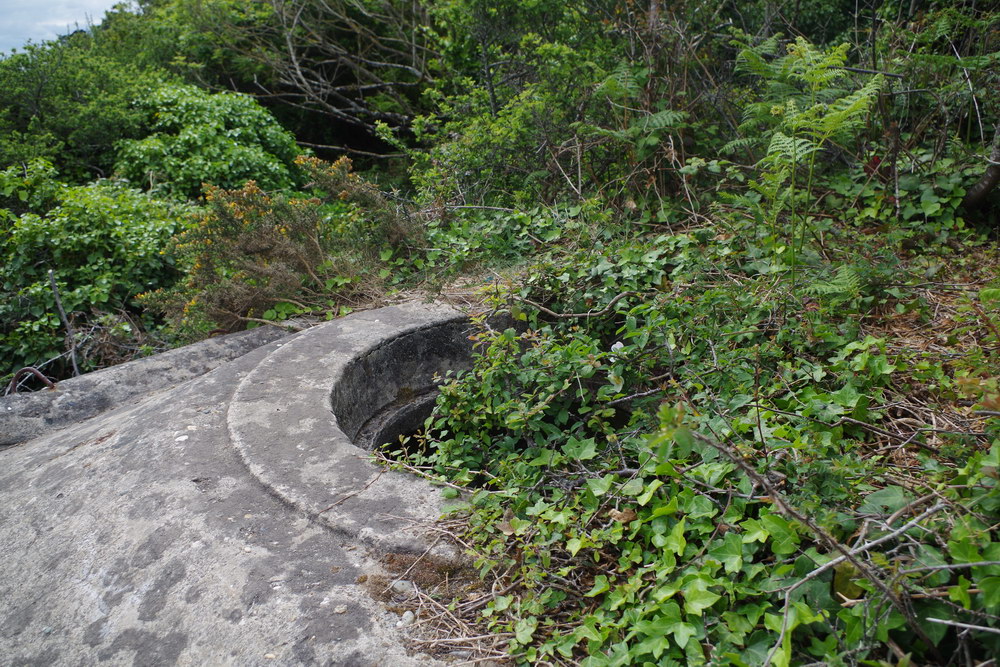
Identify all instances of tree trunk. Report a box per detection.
[963,123,1000,210]
[648,0,660,33]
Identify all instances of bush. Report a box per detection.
[114,83,302,199]
[143,156,418,332]
[0,160,190,380]
[0,38,169,181]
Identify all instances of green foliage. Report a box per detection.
[114,84,302,199]
[143,156,416,332]
[0,160,188,378]
[412,35,605,206]
[393,226,1000,664]
[824,149,982,248]
[730,36,884,270]
[88,0,276,87]
[878,5,999,144]
[0,38,171,180]
[3,2,1000,663]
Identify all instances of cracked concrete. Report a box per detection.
[0,302,477,666]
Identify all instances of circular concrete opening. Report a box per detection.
[330,318,474,451]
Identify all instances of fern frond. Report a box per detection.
[633,109,688,133]
[720,136,758,155]
[716,190,761,208]
[764,131,817,163]
[597,62,640,101]
[734,34,781,78]
[817,75,884,138]
[807,265,862,304]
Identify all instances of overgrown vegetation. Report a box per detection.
[3,0,1000,664]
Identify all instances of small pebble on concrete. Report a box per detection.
[391,580,414,596]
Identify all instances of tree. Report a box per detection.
[197,0,436,135]
[0,36,170,180]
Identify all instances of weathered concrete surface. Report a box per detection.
[230,308,473,556]
[0,302,476,665]
[1,325,289,447]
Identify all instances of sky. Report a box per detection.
[0,0,124,54]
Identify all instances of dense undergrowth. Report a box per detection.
[3,0,1000,664]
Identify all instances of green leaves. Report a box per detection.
[633,602,697,651]
[114,84,301,199]
[514,616,538,644]
[585,575,611,598]
[587,476,615,496]
[682,577,723,616]
[1,162,187,377]
[709,533,746,574]
[564,436,598,461]
[859,485,913,515]
[760,513,801,556]
[662,519,687,556]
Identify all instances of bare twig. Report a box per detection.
[926,617,1000,636]
[48,270,80,377]
[318,467,386,513]
[513,291,639,319]
[900,560,1000,575]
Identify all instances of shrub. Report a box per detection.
[0,38,169,181]
[0,160,189,380]
[143,156,419,332]
[114,83,302,199]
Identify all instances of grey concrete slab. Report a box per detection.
[1,325,290,447]
[0,302,475,666]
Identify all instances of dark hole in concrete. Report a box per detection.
[331,319,474,454]
[354,389,438,454]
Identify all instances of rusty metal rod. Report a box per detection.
[7,367,56,394]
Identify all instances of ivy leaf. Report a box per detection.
[587,476,614,496]
[740,517,769,544]
[829,382,861,408]
[633,634,671,659]
[683,578,722,616]
[636,479,664,506]
[650,496,679,518]
[859,485,912,515]
[563,436,598,460]
[947,535,982,563]
[761,513,799,555]
[567,537,583,557]
[979,576,1000,608]
[585,575,610,597]
[664,518,687,556]
[635,601,696,649]
[911,544,950,586]
[674,427,695,458]
[948,576,972,609]
[671,621,698,651]
[709,532,745,574]
[574,619,602,643]
[527,448,556,466]
[652,581,681,602]
[514,616,537,644]
[620,477,645,496]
